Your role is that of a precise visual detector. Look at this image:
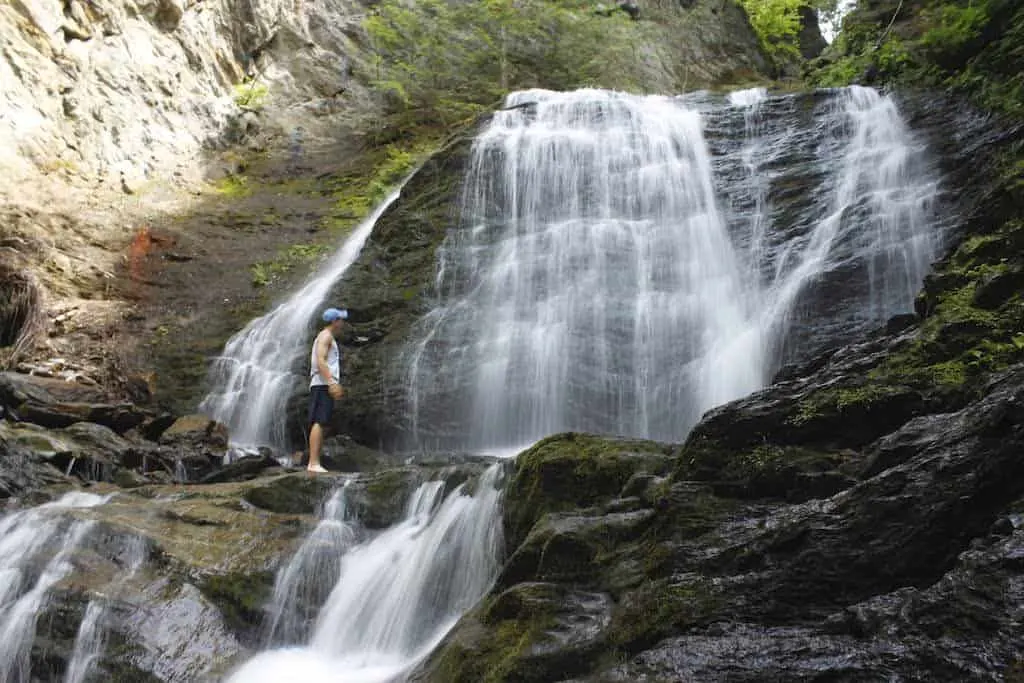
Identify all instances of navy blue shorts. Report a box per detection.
[308,386,334,427]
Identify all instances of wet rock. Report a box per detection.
[424,364,1024,682]
[159,414,229,459]
[418,583,613,683]
[0,425,72,498]
[972,267,1024,309]
[504,433,677,548]
[500,509,655,587]
[200,454,280,484]
[320,434,399,472]
[0,371,152,434]
[242,472,341,515]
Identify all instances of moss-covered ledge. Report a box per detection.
[504,433,679,549]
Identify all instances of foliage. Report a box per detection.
[808,0,1023,118]
[738,0,804,60]
[212,174,252,198]
[363,0,641,125]
[251,244,329,288]
[233,81,269,111]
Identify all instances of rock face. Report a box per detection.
[0,0,371,185]
[417,366,1024,682]
[317,132,478,449]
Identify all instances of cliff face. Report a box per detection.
[0,0,773,414]
[0,0,370,185]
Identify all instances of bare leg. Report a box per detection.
[308,423,324,471]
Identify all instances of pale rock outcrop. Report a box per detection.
[0,0,371,187]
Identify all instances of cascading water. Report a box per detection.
[228,464,504,683]
[263,483,359,646]
[405,88,763,451]
[403,85,940,452]
[0,492,109,683]
[200,188,405,454]
[64,534,147,683]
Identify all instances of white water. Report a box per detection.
[0,492,108,683]
[404,86,939,451]
[229,465,504,683]
[761,85,938,335]
[263,483,359,646]
[200,188,405,453]
[64,534,147,683]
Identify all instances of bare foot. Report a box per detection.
[307,464,328,474]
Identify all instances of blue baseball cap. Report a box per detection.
[322,308,348,322]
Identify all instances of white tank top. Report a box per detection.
[309,333,341,388]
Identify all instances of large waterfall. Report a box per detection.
[0,85,946,683]
[403,86,939,452]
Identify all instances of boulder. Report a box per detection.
[159,414,230,459]
[420,365,1024,682]
[0,425,72,498]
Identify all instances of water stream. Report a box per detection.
[200,187,406,455]
[228,465,504,683]
[403,86,939,451]
[0,492,109,683]
[0,85,944,682]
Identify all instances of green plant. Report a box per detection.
[213,174,252,198]
[233,81,269,111]
[363,0,640,125]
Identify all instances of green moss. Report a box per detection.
[233,81,269,111]
[429,587,563,683]
[791,382,906,426]
[213,174,252,198]
[198,570,274,636]
[243,474,337,514]
[250,243,330,288]
[608,576,721,652]
[505,433,675,548]
[323,139,439,234]
[363,469,412,508]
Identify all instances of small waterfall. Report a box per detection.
[0,492,108,683]
[728,87,770,272]
[762,85,939,355]
[64,534,147,683]
[200,188,405,453]
[404,86,940,451]
[228,464,505,683]
[263,483,359,646]
[64,602,104,683]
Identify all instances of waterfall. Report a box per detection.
[263,483,359,646]
[200,188,405,454]
[0,492,108,683]
[404,86,940,451]
[405,89,763,451]
[228,464,504,683]
[64,534,148,683]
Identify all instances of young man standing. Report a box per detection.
[306,307,346,474]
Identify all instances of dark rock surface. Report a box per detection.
[419,360,1024,682]
[316,131,478,450]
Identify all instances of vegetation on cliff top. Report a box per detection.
[364,0,642,127]
[810,0,1023,117]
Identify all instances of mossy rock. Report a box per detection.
[504,433,678,548]
[421,582,611,683]
[499,508,655,587]
[605,574,722,653]
[242,472,340,514]
[198,570,275,644]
